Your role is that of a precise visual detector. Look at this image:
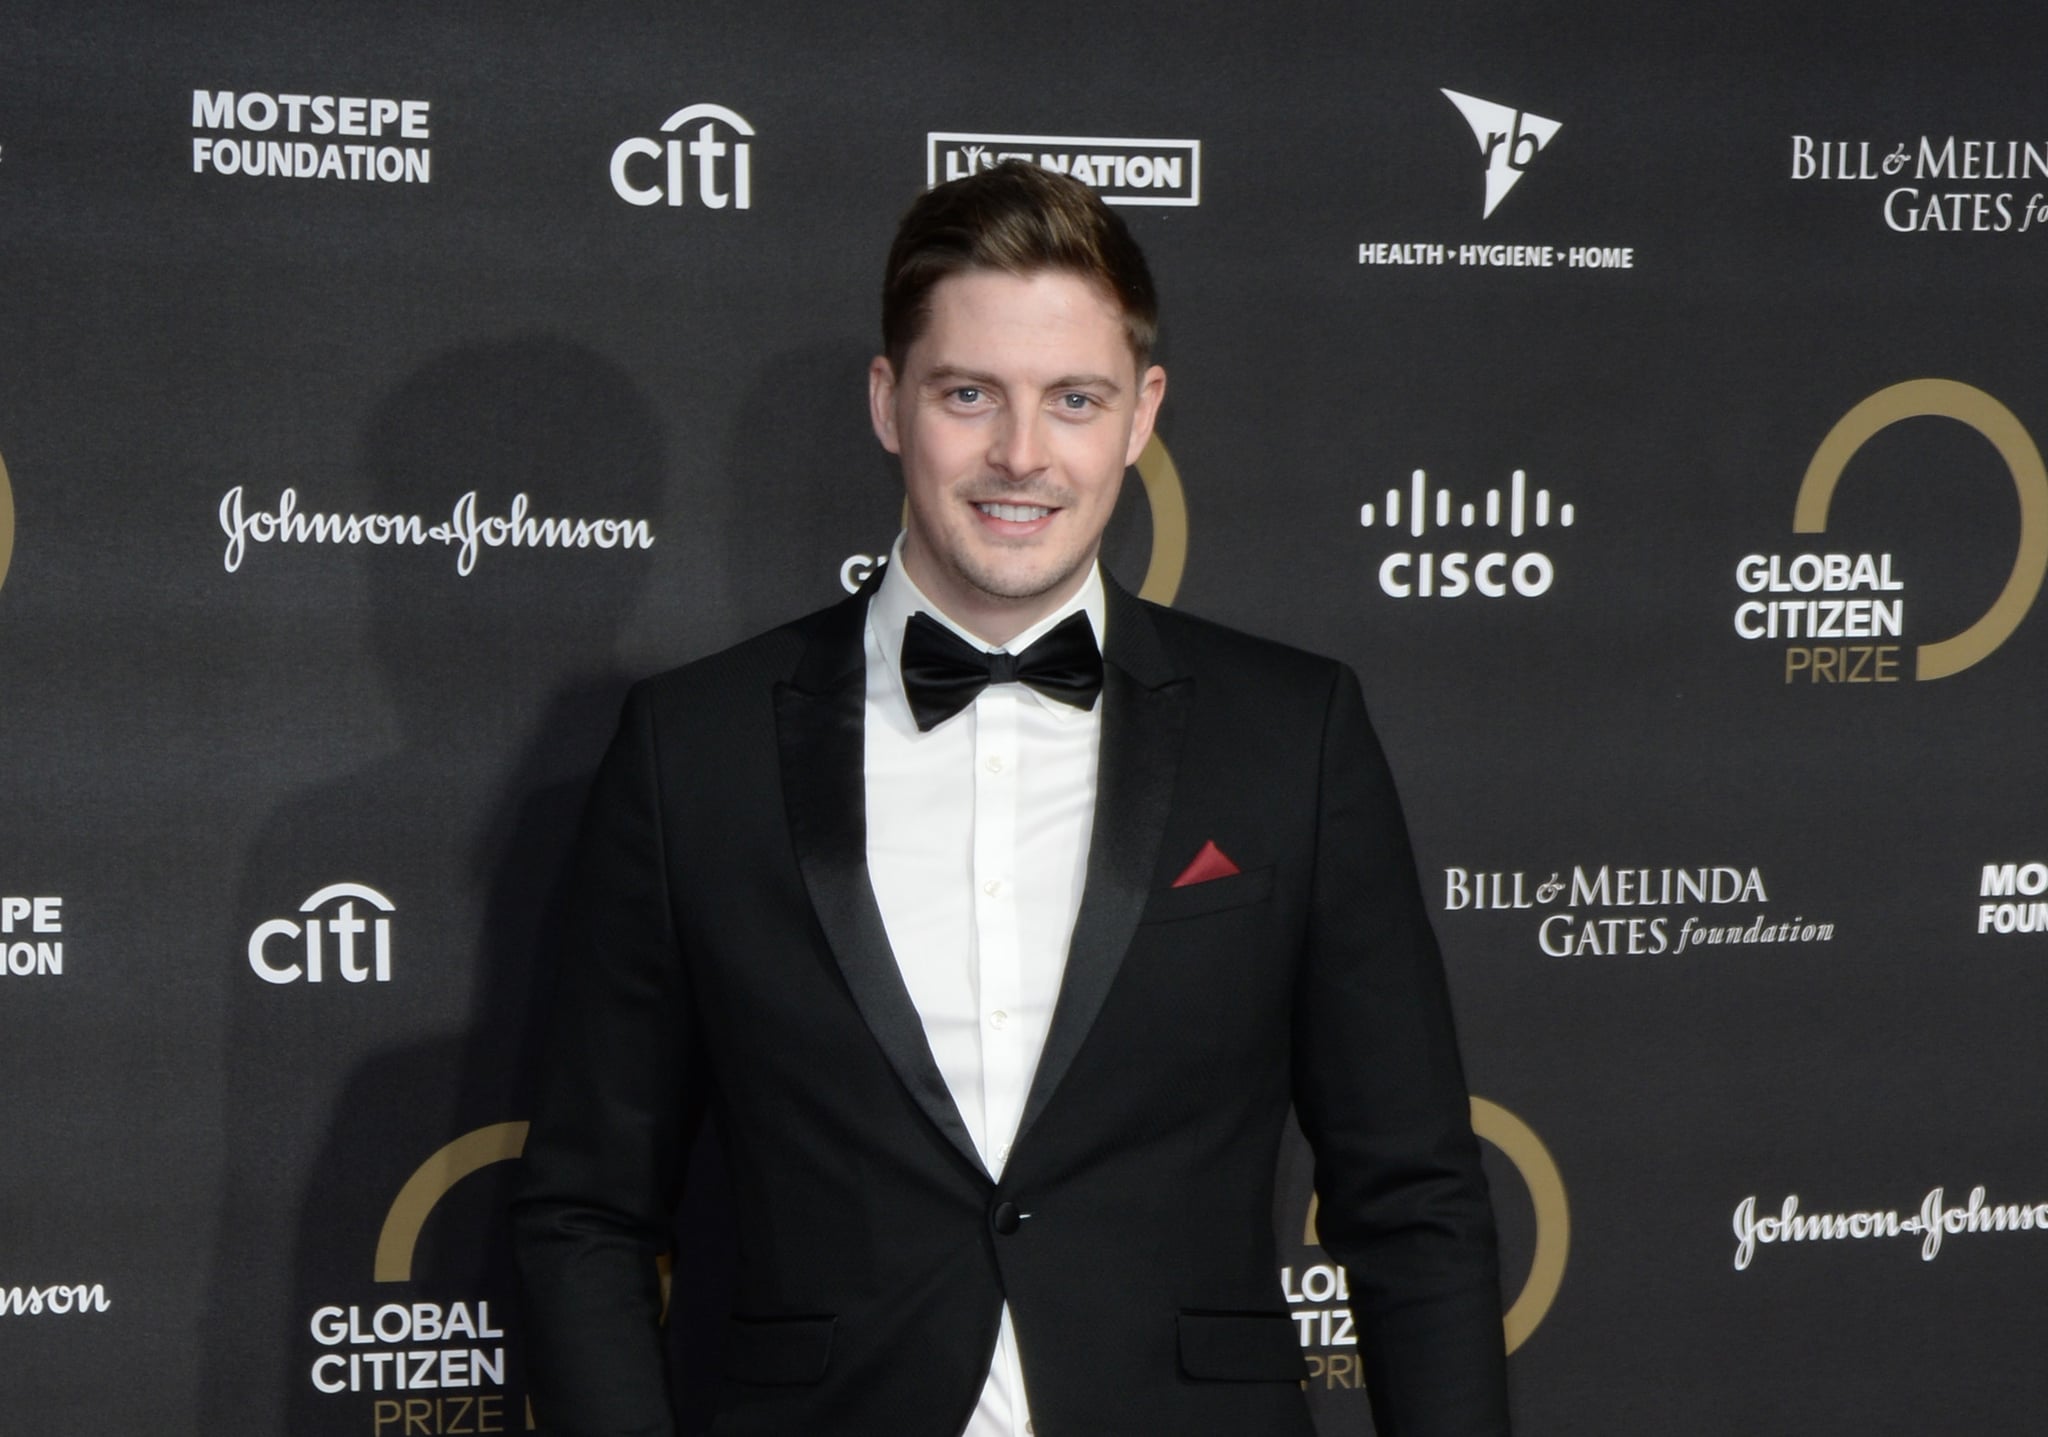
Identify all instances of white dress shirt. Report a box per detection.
[863,535,1106,1437]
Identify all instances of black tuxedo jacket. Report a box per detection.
[513,577,1509,1437]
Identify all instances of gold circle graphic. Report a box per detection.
[1303,1096,1569,1355]
[891,434,1188,605]
[374,1121,528,1283]
[1796,379,2048,681]
[1132,434,1188,604]
[0,448,14,594]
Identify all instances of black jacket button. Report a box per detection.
[991,1200,1021,1235]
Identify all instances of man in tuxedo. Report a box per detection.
[513,161,1509,1437]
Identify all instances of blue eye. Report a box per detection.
[953,387,982,404]
[1061,392,1093,410]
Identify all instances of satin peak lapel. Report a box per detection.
[1015,583,1189,1147]
[774,593,983,1174]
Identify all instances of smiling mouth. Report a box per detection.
[975,502,1054,522]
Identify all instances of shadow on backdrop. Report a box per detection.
[198,335,744,1435]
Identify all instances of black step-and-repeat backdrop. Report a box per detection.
[8,3,2048,1433]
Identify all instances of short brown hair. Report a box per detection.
[881,160,1158,370]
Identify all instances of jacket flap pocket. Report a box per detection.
[720,1314,836,1386]
[1176,1309,1306,1382]
[1141,865,1275,925]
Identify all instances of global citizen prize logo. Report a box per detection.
[191,90,431,184]
[1734,380,2048,684]
[611,103,753,210]
[1790,133,2048,232]
[927,133,1200,206]
[1441,863,1837,958]
[308,1123,529,1427]
[1360,468,1574,599]
[1358,89,1637,275]
[248,883,395,986]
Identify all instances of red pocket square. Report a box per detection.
[1172,840,1242,888]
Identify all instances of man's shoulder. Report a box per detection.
[1129,594,1351,695]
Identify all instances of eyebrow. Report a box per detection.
[919,364,1125,395]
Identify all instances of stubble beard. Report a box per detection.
[950,539,1094,607]
[912,479,1102,614]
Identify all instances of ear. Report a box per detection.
[1124,363,1167,466]
[868,355,902,454]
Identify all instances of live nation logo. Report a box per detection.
[1441,863,1837,958]
[1790,133,2048,232]
[1732,380,2048,685]
[927,132,1200,206]
[1357,89,1641,277]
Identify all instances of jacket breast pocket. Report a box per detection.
[1139,865,1275,925]
[1176,1309,1308,1382]
[719,1314,836,1385]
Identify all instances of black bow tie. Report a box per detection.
[899,609,1104,732]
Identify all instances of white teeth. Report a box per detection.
[977,502,1051,522]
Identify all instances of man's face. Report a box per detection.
[869,267,1165,645]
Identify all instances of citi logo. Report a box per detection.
[248,882,394,985]
[611,102,753,210]
[1441,89,1561,218]
[0,1283,109,1316]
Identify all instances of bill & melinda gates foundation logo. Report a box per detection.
[1733,380,2048,684]
[1440,862,1838,960]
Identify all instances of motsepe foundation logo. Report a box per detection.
[191,90,431,184]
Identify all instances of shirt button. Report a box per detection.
[997,1143,1012,1164]
[985,754,1005,773]
[983,879,1002,897]
[989,1009,1009,1030]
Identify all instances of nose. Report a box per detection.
[988,408,1049,479]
